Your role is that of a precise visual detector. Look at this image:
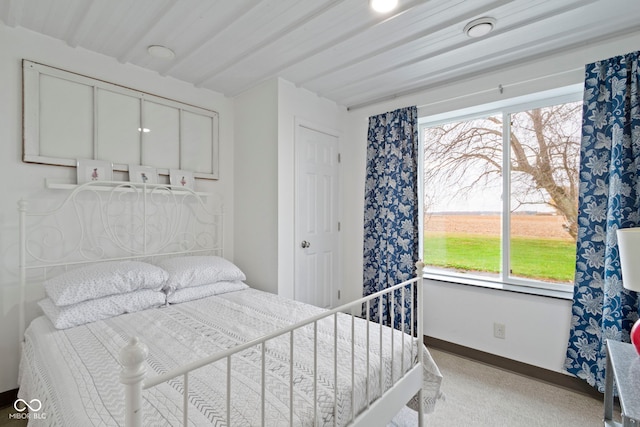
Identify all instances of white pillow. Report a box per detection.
[43,261,168,306]
[167,281,249,304]
[38,289,166,329]
[157,256,246,292]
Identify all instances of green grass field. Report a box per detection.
[424,233,575,284]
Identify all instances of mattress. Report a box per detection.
[19,288,442,426]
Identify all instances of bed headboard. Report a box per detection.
[18,181,223,336]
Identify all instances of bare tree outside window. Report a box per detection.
[422,101,581,285]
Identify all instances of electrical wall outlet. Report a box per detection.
[493,322,506,339]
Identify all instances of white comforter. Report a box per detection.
[19,288,442,426]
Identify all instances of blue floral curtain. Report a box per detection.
[565,51,640,392]
[362,106,419,333]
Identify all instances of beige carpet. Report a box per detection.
[389,348,608,427]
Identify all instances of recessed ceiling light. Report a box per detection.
[370,0,398,13]
[464,17,496,38]
[147,45,175,59]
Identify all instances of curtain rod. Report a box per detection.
[347,67,583,112]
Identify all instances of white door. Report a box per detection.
[295,122,340,308]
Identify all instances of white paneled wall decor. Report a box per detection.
[23,60,220,179]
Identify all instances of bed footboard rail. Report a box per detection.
[120,261,426,427]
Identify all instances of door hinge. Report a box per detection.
[338,153,341,163]
[338,221,341,231]
[338,290,341,299]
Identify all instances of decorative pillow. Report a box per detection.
[156,256,246,292]
[43,261,168,306]
[167,281,249,304]
[38,289,166,329]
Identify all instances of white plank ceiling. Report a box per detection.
[1,0,638,109]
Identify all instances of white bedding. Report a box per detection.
[19,288,442,426]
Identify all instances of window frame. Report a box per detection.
[418,86,583,299]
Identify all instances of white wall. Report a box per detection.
[340,31,640,373]
[0,24,235,394]
[233,79,279,294]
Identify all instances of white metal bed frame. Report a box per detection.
[19,181,427,427]
[120,272,425,427]
[18,181,222,337]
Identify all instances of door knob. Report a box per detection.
[301,240,310,248]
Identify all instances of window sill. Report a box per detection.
[422,271,574,300]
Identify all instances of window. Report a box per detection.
[420,92,582,294]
